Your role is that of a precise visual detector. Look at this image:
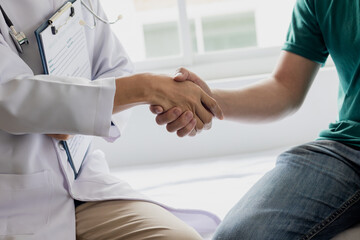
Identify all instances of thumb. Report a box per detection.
[149,105,164,114]
[201,92,224,120]
[173,71,187,82]
[173,67,211,94]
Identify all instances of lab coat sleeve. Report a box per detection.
[0,33,116,137]
[84,0,135,142]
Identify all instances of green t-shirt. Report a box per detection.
[282,0,360,147]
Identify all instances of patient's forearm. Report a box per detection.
[212,78,302,123]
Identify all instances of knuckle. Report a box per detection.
[177,67,185,72]
[156,116,164,125]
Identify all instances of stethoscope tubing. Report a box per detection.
[0,1,120,53]
[0,4,14,28]
[80,0,119,25]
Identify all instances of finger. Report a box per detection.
[149,105,164,114]
[177,118,197,137]
[201,92,224,120]
[188,129,197,137]
[195,104,213,130]
[166,111,194,133]
[174,67,199,83]
[194,115,204,134]
[203,120,212,131]
[174,68,211,94]
[173,68,188,82]
[155,107,182,125]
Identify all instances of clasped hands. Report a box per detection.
[150,68,219,137]
[47,68,221,140]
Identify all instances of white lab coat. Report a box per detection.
[0,0,220,239]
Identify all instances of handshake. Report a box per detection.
[149,67,223,137]
[48,68,223,140]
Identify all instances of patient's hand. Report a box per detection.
[46,134,73,141]
[150,68,219,137]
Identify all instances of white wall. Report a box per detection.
[93,67,338,168]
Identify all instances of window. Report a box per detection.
[143,21,180,58]
[200,12,257,52]
[101,0,180,61]
[101,0,315,79]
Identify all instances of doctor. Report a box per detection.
[0,0,223,239]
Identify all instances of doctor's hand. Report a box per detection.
[150,68,216,137]
[113,73,222,133]
[46,134,73,141]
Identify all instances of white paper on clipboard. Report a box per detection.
[36,0,93,172]
[39,0,91,78]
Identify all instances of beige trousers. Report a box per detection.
[75,200,203,240]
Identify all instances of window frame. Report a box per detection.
[132,0,334,80]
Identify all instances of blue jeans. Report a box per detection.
[213,140,360,240]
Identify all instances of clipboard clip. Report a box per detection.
[48,2,75,35]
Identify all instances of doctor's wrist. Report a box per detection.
[113,74,152,113]
[123,73,171,106]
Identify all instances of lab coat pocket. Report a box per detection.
[0,171,52,236]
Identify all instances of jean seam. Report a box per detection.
[299,190,360,240]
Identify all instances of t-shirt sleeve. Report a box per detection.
[282,0,329,64]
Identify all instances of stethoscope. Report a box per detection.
[79,0,122,29]
[0,4,29,53]
[0,0,121,54]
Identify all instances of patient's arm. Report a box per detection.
[152,51,320,136]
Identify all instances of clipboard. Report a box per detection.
[35,0,93,178]
[35,0,91,78]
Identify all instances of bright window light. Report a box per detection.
[101,0,302,77]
